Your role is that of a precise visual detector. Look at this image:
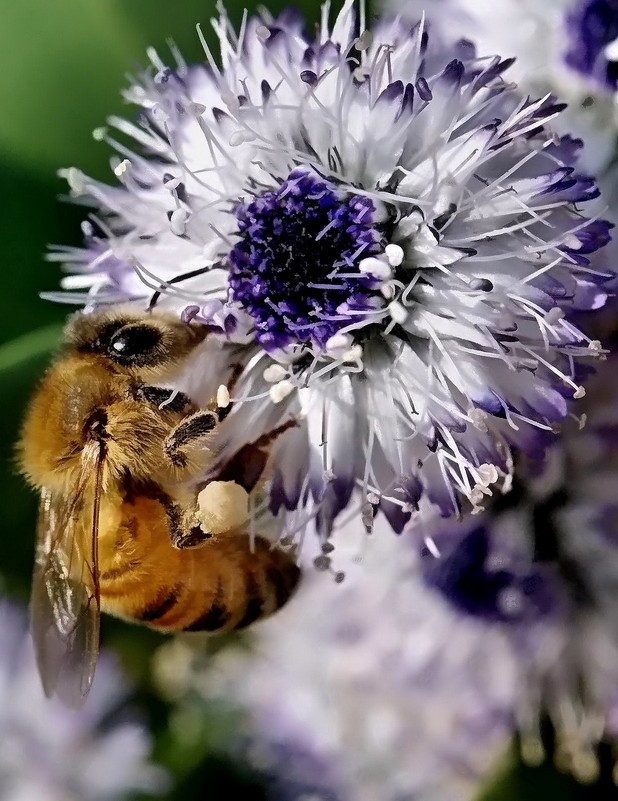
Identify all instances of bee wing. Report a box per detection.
[30,442,102,708]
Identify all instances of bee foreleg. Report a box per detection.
[164,411,218,465]
[137,386,194,414]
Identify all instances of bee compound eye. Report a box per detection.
[108,324,162,364]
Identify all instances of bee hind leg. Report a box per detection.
[165,497,215,549]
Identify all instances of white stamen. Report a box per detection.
[367,492,380,505]
[256,25,271,41]
[92,126,107,141]
[170,208,190,236]
[269,379,295,403]
[468,407,489,432]
[384,243,404,267]
[220,88,240,112]
[263,364,288,383]
[158,389,180,410]
[59,167,85,194]
[355,30,373,50]
[573,386,586,399]
[353,66,370,82]
[604,36,618,61]
[588,340,602,353]
[359,256,393,281]
[229,129,257,146]
[217,384,230,408]
[476,463,499,487]
[113,158,131,177]
[61,272,107,290]
[342,344,363,363]
[163,175,182,191]
[361,502,374,532]
[424,536,441,558]
[388,301,408,325]
[544,307,564,325]
[563,233,582,250]
[325,332,354,357]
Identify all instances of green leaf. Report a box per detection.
[0,325,62,373]
[0,0,141,175]
[475,746,580,801]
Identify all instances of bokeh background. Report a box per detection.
[0,2,613,799]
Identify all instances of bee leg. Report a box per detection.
[136,386,194,414]
[163,411,219,466]
[164,496,215,550]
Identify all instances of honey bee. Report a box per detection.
[19,307,300,707]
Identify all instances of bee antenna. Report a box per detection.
[147,263,222,310]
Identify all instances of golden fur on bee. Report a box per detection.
[19,307,299,706]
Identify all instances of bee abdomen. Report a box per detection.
[182,538,300,633]
[182,578,232,632]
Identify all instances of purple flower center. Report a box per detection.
[227,168,383,351]
[565,0,618,88]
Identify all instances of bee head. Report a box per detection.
[66,308,207,377]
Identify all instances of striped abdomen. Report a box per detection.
[97,495,300,632]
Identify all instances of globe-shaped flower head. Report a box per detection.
[53,1,613,543]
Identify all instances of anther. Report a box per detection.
[388,301,408,325]
[229,130,257,146]
[113,159,131,178]
[269,379,295,403]
[325,332,354,357]
[263,364,288,383]
[359,256,393,281]
[217,384,230,408]
[544,307,564,325]
[384,243,404,266]
[355,30,373,50]
[169,208,190,236]
[313,555,331,571]
[256,25,271,42]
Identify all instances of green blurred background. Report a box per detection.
[0,2,613,798]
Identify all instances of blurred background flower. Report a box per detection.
[0,598,165,800]
[156,522,515,801]
[382,0,618,175]
[2,2,618,800]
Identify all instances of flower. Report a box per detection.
[157,524,516,801]
[384,0,618,174]
[50,1,613,542]
[417,347,618,781]
[159,348,618,794]
[0,599,166,800]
